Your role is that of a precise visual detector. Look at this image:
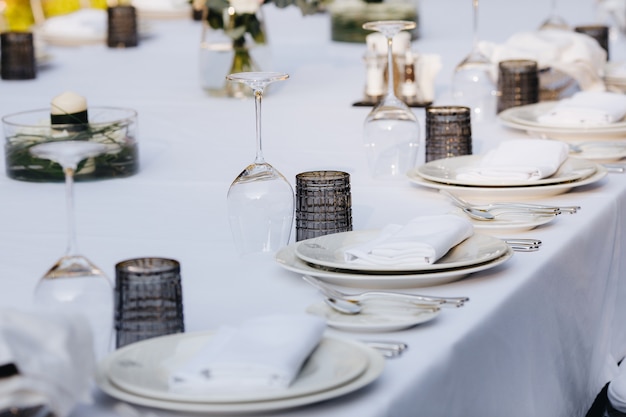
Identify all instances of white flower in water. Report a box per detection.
[229,0,263,14]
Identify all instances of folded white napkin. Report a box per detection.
[344,215,473,266]
[608,360,626,412]
[456,139,569,182]
[132,0,189,12]
[536,91,626,126]
[168,315,326,394]
[478,29,607,91]
[0,309,95,417]
[41,9,106,38]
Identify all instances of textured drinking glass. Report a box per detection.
[115,257,185,349]
[295,171,353,241]
[1,31,36,80]
[496,59,539,114]
[425,106,472,163]
[107,5,139,48]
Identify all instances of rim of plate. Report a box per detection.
[415,155,596,188]
[275,244,514,289]
[294,231,509,273]
[96,336,385,414]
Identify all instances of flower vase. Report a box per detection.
[199,3,271,98]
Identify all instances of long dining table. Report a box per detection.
[2,0,626,415]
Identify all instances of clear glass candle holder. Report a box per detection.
[2,106,139,182]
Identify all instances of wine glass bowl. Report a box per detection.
[362,20,420,180]
[451,0,497,123]
[226,71,294,255]
[29,140,114,361]
[539,0,569,30]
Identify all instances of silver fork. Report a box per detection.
[302,275,468,308]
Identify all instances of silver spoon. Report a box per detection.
[323,297,362,314]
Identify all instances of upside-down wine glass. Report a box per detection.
[362,20,420,180]
[539,0,569,30]
[226,71,294,255]
[451,0,497,123]
[30,140,114,361]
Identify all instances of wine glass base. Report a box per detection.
[42,254,106,279]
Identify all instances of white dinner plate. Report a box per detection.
[454,211,557,234]
[604,62,626,85]
[407,164,607,201]
[498,102,626,139]
[96,335,385,414]
[416,155,596,187]
[294,231,509,273]
[106,332,368,403]
[306,300,440,332]
[275,244,514,289]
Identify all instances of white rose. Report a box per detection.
[230,0,262,14]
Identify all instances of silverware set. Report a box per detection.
[503,238,542,252]
[440,190,580,220]
[302,274,468,318]
[362,340,408,358]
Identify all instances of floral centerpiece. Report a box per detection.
[199,0,322,97]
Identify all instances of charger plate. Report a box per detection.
[97,333,384,414]
[276,244,514,289]
[407,165,607,201]
[498,102,626,139]
[416,155,596,187]
[294,231,508,273]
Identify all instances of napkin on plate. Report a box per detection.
[343,215,473,267]
[455,139,569,182]
[132,0,189,12]
[0,309,95,417]
[478,29,607,91]
[40,9,106,39]
[168,314,326,394]
[536,91,626,126]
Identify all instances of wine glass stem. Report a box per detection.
[472,0,479,50]
[385,36,395,98]
[64,167,79,256]
[254,88,265,164]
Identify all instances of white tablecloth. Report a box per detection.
[1,0,626,416]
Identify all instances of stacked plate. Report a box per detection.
[498,101,626,140]
[97,331,385,413]
[407,155,607,201]
[275,230,514,289]
[604,62,626,94]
